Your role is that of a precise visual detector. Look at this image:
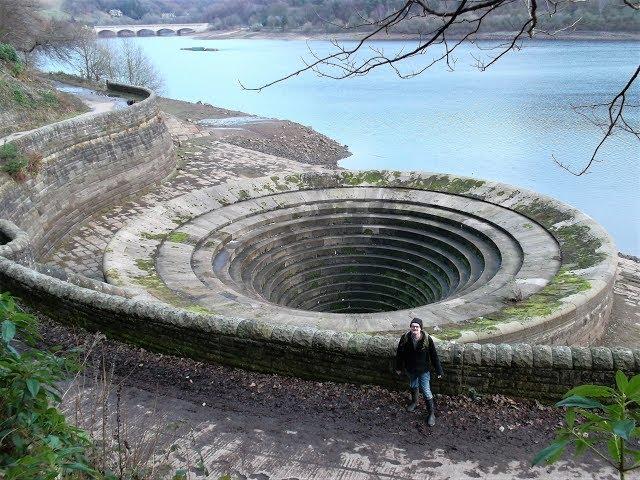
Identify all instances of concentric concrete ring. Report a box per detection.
[104,170,616,342]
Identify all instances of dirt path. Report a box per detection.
[47,319,619,480]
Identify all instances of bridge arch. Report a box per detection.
[177,28,195,36]
[156,28,176,36]
[117,29,135,37]
[97,30,116,38]
[137,29,155,37]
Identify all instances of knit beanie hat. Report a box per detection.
[410,318,423,328]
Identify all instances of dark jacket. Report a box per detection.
[395,331,443,376]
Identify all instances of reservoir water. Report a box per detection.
[48,37,640,254]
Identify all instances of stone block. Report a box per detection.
[329,332,351,352]
[611,348,635,372]
[347,333,370,355]
[552,346,573,369]
[291,327,316,348]
[591,347,614,371]
[481,344,497,366]
[532,345,553,368]
[463,343,482,366]
[512,344,533,367]
[366,335,395,357]
[570,347,592,369]
[436,341,454,364]
[311,330,334,351]
[270,324,296,343]
[495,344,512,366]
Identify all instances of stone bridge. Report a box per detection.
[94,23,209,37]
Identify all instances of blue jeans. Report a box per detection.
[408,371,433,399]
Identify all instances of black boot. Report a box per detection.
[406,388,419,412]
[426,397,436,426]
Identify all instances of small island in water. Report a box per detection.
[180,46,219,52]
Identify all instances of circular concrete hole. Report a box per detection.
[213,201,515,313]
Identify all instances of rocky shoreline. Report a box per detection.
[158,97,351,168]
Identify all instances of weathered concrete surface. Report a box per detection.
[598,255,640,348]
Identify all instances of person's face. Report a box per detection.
[410,323,421,338]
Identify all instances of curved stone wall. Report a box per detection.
[104,171,616,346]
[0,83,632,400]
[0,81,175,260]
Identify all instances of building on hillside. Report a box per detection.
[109,9,123,17]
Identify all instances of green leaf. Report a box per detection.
[626,374,640,398]
[608,438,621,462]
[565,384,616,399]
[64,462,94,474]
[613,419,636,440]
[575,438,589,457]
[25,378,40,398]
[556,395,604,409]
[1,320,15,343]
[616,371,629,393]
[532,439,569,466]
[566,408,576,428]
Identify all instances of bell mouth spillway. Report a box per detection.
[214,199,518,313]
[104,170,577,336]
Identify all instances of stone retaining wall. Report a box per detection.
[0,255,636,400]
[0,81,175,259]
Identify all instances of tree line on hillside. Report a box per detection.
[0,0,163,90]
[61,0,639,33]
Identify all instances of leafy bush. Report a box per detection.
[533,371,640,479]
[0,292,96,479]
[0,43,18,63]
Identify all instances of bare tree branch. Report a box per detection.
[554,65,640,176]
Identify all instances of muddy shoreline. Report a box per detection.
[158,96,351,168]
[195,29,640,42]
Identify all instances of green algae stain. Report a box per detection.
[135,258,155,272]
[434,268,592,341]
[141,231,167,241]
[551,224,605,269]
[185,305,216,315]
[339,170,387,186]
[167,231,191,244]
[237,189,250,200]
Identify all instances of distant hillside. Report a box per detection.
[0,44,88,138]
[56,0,639,34]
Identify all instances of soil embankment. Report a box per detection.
[158,97,351,167]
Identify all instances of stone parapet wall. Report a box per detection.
[0,255,635,400]
[0,83,175,259]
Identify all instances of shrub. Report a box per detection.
[0,292,96,479]
[0,42,18,63]
[533,371,640,480]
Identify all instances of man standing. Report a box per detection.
[395,318,443,426]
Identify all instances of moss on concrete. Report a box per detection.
[167,231,191,244]
[435,268,592,340]
[141,231,167,241]
[551,224,605,269]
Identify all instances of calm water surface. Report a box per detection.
[50,37,640,254]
